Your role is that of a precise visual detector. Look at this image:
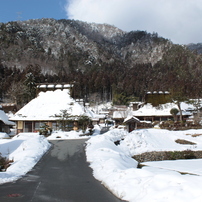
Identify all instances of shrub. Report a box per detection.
[182,150,196,159]
[133,150,197,162]
[39,123,52,137]
[170,108,179,121]
[175,139,196,145]
[166,150,196,160]
[159,120,174,128]
[77,115,91,132]
[191,134,202,137]
[159,120,201,130]
[152,121,160,126]
[0,153,13,171]
[54,110,73,131]
[167,151,182,160]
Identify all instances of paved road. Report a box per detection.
[0,139,124,202]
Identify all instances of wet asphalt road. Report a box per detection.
[0,139,124,202]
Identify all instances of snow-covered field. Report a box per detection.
[1,127,202,201]
[86,128,202,202]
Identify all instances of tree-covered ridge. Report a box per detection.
[1,43,202,109]
[0,19,202,108]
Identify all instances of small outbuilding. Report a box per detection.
[123,116,140,132]
[0,105,15,134]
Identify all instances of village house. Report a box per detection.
[10,84,99,134]
[131,91,192,122]
[112,92,194,130]
[1,103,17,113]
[0,105,15,135]
[123,116,140,132]
[112,109,129,125]
[132,103,191,122]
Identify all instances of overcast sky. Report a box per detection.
[65,0,202,44]
[0,0,201,44]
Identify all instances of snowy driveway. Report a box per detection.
[0,139,123,202]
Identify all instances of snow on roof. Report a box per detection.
[47,84,54,88]
[147,91,170,94]
[177,111,192,116]
[113,109,133,119]
[37,84,73,89]
[10,89,97,121]
[63,84,72,88]
[55,84,62,88]
[123,116,140,123]
[0,108,15,125]
[38,84,46,88]
[133,102,195,117]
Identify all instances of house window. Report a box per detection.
[34,122,41,131]
[24,121,32,132]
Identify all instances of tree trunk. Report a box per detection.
[177,102,183,122]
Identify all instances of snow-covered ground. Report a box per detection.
[86,128,202,202]
[0,125,101,184]
[1,127,202,201]
[0,133,50,184]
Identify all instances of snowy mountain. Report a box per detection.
[1,18,202,107]
[0,18,172,74]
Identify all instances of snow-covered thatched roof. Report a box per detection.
[113,109,133,119]
[0,106,15,125]
[123,116,140,124]
[133,103,193,117]
[10,89,98,121]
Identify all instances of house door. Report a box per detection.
[24,121,32,132]
[0,121,3,132]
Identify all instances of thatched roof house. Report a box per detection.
[10,89,98,133]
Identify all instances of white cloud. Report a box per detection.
[65,0,202,44]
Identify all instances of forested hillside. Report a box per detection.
[0,18,202,108]
[187,43,202,54]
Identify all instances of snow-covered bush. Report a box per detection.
[39,123,52,137]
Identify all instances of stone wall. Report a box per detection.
[133,150,202,163]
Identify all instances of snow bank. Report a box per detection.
[47,125,102,140]
[47,130,87,140]
[119,129,202,156]
[0,132,10,139]
[2,127,202,201]
[143,159,202,175]
[86,129,138,198]
[86,129,202,202]
[0,133,51,184]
